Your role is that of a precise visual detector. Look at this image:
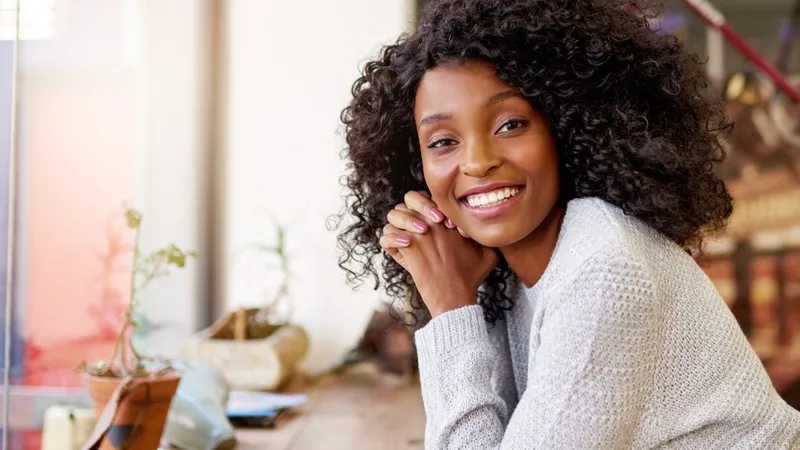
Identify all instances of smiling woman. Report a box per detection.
[414,62,561,256]
[334,0,800,448]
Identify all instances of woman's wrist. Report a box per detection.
[414,303,488,359]
[424,290,477,319]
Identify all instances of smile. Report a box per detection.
[460,185,524,220]
[465,186,520,208]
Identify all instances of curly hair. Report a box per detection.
[333,0,733,326]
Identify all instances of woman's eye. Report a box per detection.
[497,119,529,134]
[428,138,456,149]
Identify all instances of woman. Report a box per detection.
[336,0,800,448]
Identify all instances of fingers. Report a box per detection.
[380,224,411,248]
[380,245,406,270]
[380,225,411,269]
[387,206,429,233]
[403,191,444,223]
[457,226,470,238]
[380,233,410,249]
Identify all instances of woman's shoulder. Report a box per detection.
[542,197,687,293]
[558,196,682,262]
[540,197,716,310]
[529,199,678,329]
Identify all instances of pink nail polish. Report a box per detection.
[397,236,410,245]
[430,208,444,222]
[445,218,455,228]
[413,220,427,232]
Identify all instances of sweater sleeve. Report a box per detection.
[414,254,663,449]
[414,304,518,449]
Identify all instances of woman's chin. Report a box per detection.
[468,231,520,250]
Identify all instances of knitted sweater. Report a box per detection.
[415,197,800,449]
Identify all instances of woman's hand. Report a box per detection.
[380,191,498,318]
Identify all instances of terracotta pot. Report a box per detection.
[81,372,181,450]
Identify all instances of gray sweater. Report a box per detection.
[415,197,800,449]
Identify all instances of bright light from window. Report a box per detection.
[0,0,55,41]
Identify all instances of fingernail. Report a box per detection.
[445,218,455,228]
[412,220,427,232]
[397,236,410,245]
[430,208,444,222]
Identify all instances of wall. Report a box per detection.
[135,0,214,355]
[223,0,411,373]
[15,0,140,385]
[11,0,213,385]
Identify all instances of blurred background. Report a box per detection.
[0,0,797,449]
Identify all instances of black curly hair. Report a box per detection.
[333,0,733,325]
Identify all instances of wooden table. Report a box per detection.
[234,364,425,450]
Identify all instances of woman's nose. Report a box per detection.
[459,140,501,178]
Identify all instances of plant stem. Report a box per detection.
[133,259,163,293]
[119,324,130,377]
[125,217,142,368]
[128,320,144,360]
[102,326,125,377]
[102,214,143,376]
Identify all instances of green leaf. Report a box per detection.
[125,209,142,229]
[168,246,187,267]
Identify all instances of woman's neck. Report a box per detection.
[500,203,566,288]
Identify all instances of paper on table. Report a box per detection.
[226,390,308,417]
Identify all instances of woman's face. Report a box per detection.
[414,60,561,249]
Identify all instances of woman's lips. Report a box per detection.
[461,186,523,220]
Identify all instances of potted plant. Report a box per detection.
[78,207,197,450]
[180,215,308,391]
[213,218,292,339]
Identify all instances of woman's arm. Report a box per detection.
[415,304,518,449]
[415,253,663,449]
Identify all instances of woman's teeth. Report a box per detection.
[466,187,520,208]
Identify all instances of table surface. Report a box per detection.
[233,364,425,450]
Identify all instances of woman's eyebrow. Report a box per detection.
[418,113,452,128]
[483,90,521,108]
